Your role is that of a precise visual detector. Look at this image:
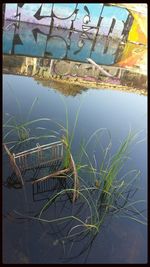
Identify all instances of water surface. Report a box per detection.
[3,74,147,263]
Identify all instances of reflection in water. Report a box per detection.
[3,20,123,65]
[3,162,146,264]
[3,2,147,76]
[3,5,132,66]
[3,55,147,95]
[3,107,147,263]
[35,79,88,97]
[3,4,147,263]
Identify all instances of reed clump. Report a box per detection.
[3,96,146,258]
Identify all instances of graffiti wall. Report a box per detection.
[3,3,147,69]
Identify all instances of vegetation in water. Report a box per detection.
[11,128,146,260]
[3,95,147,262]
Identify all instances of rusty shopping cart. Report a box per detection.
[3,141,79,202]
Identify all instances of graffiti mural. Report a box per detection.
[3,3,147,67]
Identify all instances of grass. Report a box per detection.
[14,128,146,233]
[53,95,82,169]
[3,95,58,152]
[3,95,147,261]
[3,95,34,142]
[25,127,146,262]
[3,94,81,166]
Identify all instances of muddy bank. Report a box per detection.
[34,75,147,97]
[3,55,147,96]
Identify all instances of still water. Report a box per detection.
[3,74,147,263]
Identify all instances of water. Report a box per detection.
[3,74,147,263]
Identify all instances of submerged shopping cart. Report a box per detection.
[3,141,79,202]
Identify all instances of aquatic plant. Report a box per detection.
[3,93,146,262]
[3,82,58,151]
[3,95,57,152]
[4,98,146,224]
[3,94,35,140]
[13,129,145,240]
[7,123,146,264]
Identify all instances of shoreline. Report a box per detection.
[35,75,147,96]
[3,69,147,97]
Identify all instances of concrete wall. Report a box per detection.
[3,4,147,72]
[4,3,132,38]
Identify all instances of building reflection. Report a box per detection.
[3,55,147,96]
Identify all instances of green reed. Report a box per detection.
[3,95,146,254]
